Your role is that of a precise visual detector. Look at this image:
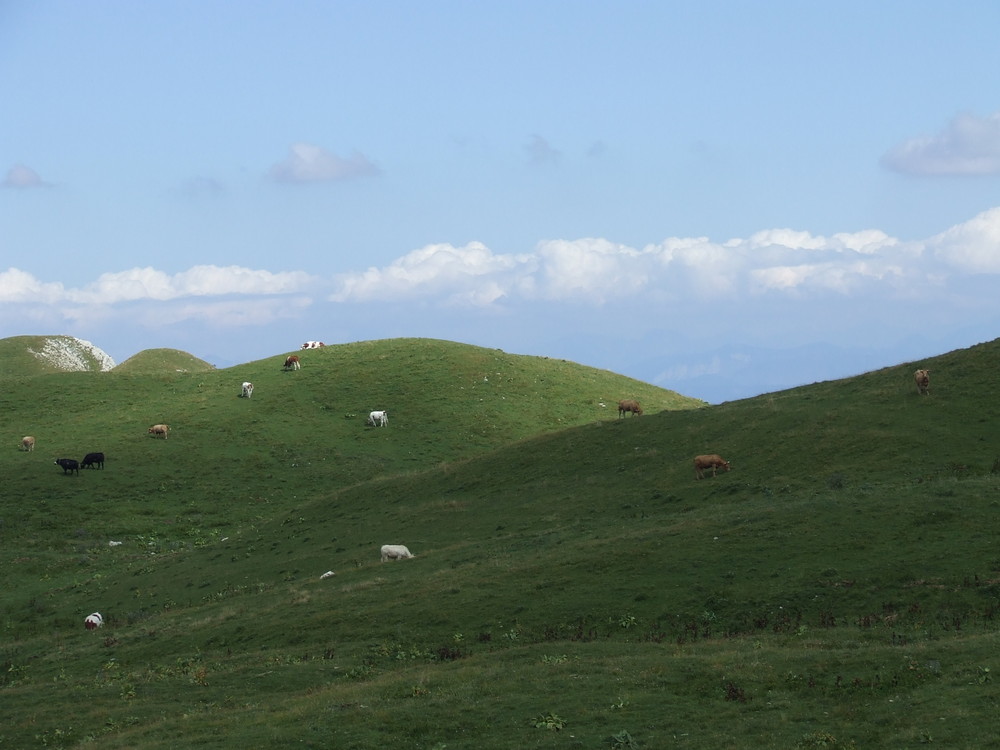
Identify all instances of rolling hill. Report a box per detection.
[1,336,998,749]
[0,334,115,375]
[113,348,215,374]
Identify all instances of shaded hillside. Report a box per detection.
[0,334,115,375]
[3,337,999,748]
[113,347,215,374]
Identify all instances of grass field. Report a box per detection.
[2,336,999,748]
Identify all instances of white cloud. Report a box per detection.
[330,242,531,304]
[926,206,1000,272]
[745,228,829,250]
[269,142,380,183]
[328,226,944,307]
[750,260,903,295]
[2,164,48,188]
[0,265,315,307]
[881,112,1000,176]
[4,208,1000,345]
[0,268,65,302]
[827,229,897,254]
[535,238,647,301]
[68,266,315,304]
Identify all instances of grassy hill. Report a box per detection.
[2,337,999,748]
[113,348,215,374]
[0,335,115,375]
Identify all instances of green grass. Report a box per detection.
[2,336,1000,748]
[0,335,113,376]
[112,348,215,374]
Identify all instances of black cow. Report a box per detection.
[81,452,105,470]
[55,458,79,475]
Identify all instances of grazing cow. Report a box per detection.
[81,452,105,470]
[84,612,103,630]
[148,424,170,439]
[301,341,325,350]
[283,355,301,370]
[380,544,414,562]
[618,399,643,418]
[367,410,388,427]
[694,454,731,480]
[914,369,930,395]
[241,381,254,399]
[55,458,80,475]
[21,436,35,452]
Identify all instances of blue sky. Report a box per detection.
[3,1,1000,402]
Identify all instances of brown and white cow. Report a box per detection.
[148,424,170,439]
[618,399,643,418]
[21,435,35,452]
[914,369,930,395]
[694,454,731,479]
[301,341,325,350]
[283,355,301,370]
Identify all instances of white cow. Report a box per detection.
[367,410,388,427]
[241,382,254,399]
[301,341,325,350]
[380,544,414,562]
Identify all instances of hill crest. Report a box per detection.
[113,347,215,374]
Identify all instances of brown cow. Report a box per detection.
[694,454,731,479]
[283,355,301,370]
[617,399,643,418]
[914,369,930,395]
[21,435,35,452]
[148,424,170,439]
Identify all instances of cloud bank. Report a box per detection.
[3,207,1000,396]
[4,208,1000,325]
[327,223,930,306]
[0,265,315,305]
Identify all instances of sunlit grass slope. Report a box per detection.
[0,335,112,375]
[113,348,215,374]
[2,337,999,749]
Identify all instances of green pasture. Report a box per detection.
[1,336,999,748]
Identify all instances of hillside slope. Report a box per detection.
[113,348,215,374]
[2,336,702,487]
[2,337,999,748]
[0,334,115,375]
